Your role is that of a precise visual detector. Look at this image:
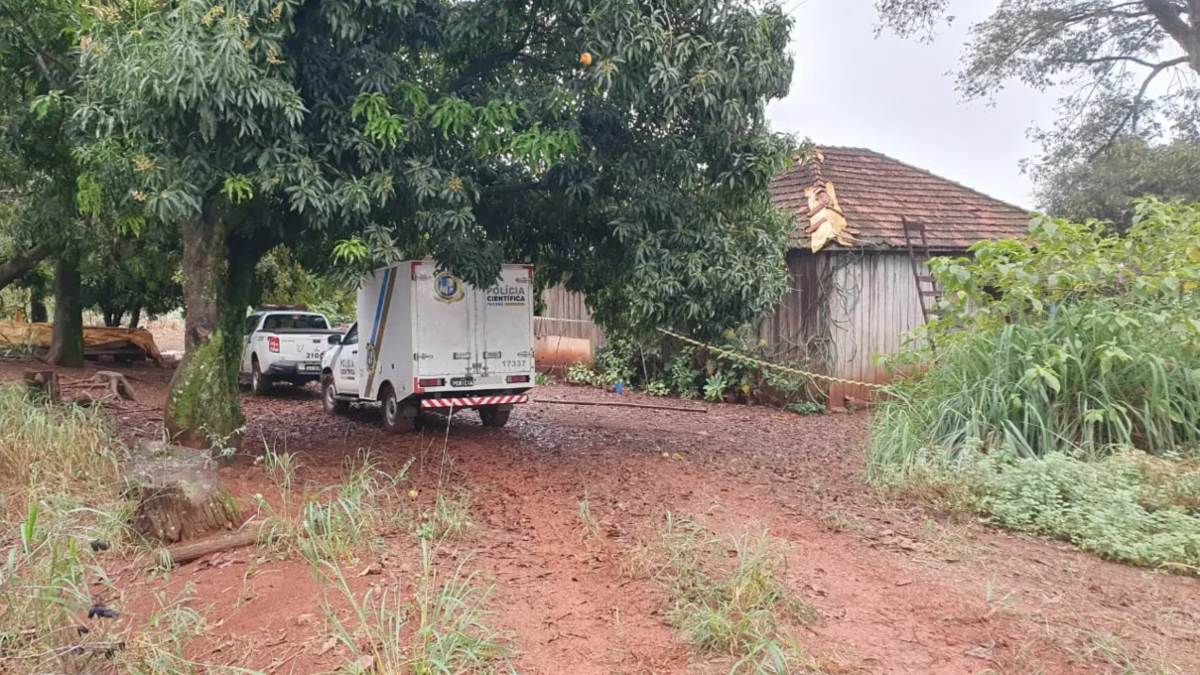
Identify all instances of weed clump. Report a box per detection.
[649,515,818,674]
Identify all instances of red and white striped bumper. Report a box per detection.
[420,394,529,409]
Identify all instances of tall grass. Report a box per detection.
[255,446,412,565]
[0,389,246,673]
[870,307,1200,480]
[0,386,125,501]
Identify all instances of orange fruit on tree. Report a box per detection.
[579,51,593,67]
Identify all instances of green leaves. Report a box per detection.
[429,96,474,139]
[351,93,407,149]
[74,173,103,218]
[331,238,369,264]
[871,198,1200,485]
[222,175,254,204]
[509,126,580,171]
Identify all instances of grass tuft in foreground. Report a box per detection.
[255,445,412,566]
[320,529,502,673]
[649,515,819,674]
[0,387,242,674]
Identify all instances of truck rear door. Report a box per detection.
[476,266,535,377]
[413,264,475,381]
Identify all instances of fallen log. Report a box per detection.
[532,398,707,413]
[161,523,267,566]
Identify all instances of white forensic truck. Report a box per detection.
[320,261,536,431]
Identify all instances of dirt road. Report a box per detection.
[3,358,1197,674]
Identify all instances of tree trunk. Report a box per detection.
[0,242,55,293]
[48,249,84,368]
[102,305,121,327]
[165,210,257,449]
[128,305,142,329]
[30,285,47,323]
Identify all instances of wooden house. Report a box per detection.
[538,146,1031,406]
[762,147,1030,406]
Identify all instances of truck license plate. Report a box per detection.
[450,377,474,387]
[302,363,321,372]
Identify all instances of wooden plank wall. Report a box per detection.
[540,253,929,409]
[826,251,928,405]
[758,250,834,372]
[537,286,607,348]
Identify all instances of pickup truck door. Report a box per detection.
[333,323,360,396]
[241,314,261,373]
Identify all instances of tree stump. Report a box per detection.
[23,369,60,402]
[124,441,239,544]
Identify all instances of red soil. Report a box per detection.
[1,355,1197,674]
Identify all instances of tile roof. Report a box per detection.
[770,146,1031,252]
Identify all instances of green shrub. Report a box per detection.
[967,451,1200,568]
[665,347,702,397]
[784,401,824,416]
[644,380,671,396]
[871,199,1200,568]
[703,372,731,402]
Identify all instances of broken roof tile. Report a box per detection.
[771,146,1031,251]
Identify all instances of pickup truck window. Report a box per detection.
[245,315,261,334]
[262,314,329,331]
[342,324,359,346]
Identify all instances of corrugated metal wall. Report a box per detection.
[537,286,607,347]
[825,251,928,404]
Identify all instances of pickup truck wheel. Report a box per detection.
[381,386,415,433]
[479,406,511,428]
[322,376,349,414]
[250,360,272,396]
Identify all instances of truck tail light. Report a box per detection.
[268,336,280,353]
[506,375,531,384]
[418,378,445,388]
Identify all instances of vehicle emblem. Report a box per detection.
[434,272,465,303]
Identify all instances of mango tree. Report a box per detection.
[0,0,88,365]
[71,0,796,447]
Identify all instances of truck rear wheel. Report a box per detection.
[381,385,415,433]
[250,359,272,396]
[478,406,511,428]
[322,376,349,414]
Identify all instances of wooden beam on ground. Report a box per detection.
[533,398,707,413]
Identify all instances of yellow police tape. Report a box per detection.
[656,328,886,390]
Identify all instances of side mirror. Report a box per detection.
[328,334,342,345]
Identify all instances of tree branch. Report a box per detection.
[1055,55,1164,68]
[0,242,57,292]
[450,1,541,91]
[1143,0,1200,73]
[1092,54,1189,157]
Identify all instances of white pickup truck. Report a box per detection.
[320,261,536,431]
[241,308,342,395]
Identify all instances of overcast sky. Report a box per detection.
[766,1,1059,209]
